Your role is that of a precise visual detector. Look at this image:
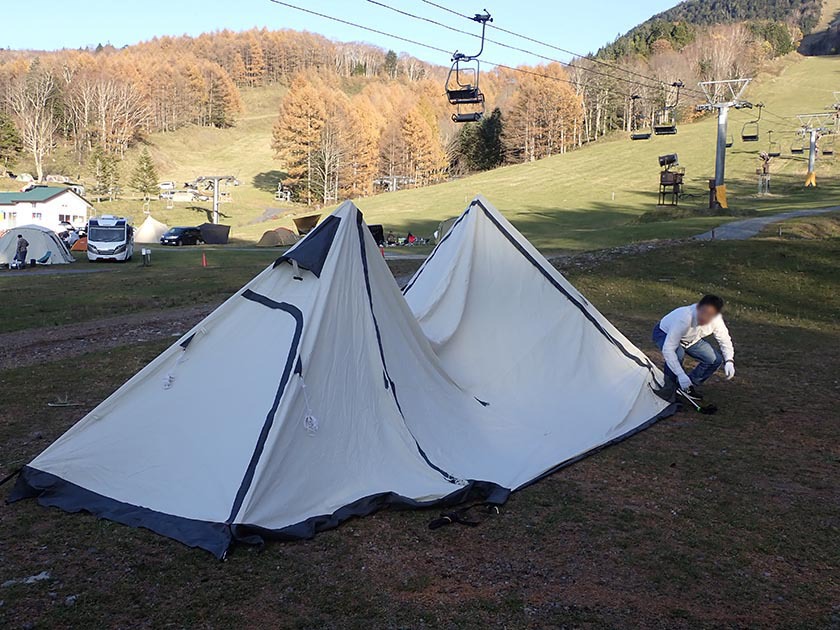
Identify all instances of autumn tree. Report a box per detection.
[130,147,159,200]
[6,60,59,181]
[272,76,326,205]
[400,105,447,186]
[506,64,583,162]
[245,37,266,87]
[341,97,380,197]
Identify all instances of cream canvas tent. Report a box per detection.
[135,216,169,243]
[9,198,673,557]
[0,225,74,265]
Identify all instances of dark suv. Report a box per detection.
[160,227,204,246]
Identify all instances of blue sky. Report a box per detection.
[5,0,678,64]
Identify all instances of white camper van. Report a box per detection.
[87,215,134,262]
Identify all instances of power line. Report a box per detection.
[268,0,450,56]
[366,0,669,95]
[268,0,641,99]
[418,0,708,99]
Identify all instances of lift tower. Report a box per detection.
[195,175,236,224]
[697,79,753,209]
[795,113,835,187]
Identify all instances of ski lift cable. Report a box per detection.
[267,0,642,100]
[366,0,673,95]
[417,0,709,99]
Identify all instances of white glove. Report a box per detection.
[724,361,735,380]
[677,373,692,390]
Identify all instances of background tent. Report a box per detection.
[9,199,672,557]
[0,225,74,265]
[135,216,169,243]
[292,214,320,235]
[256,227,299,248]
[70,236,87,252]
[199,223,230,244]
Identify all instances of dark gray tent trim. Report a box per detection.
[8,467,233,558]
[227,290,304,524]
[275,215,341,277]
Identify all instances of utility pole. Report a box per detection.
[795,113,835,187]
[195,175,236,224]
[697,79,753,210]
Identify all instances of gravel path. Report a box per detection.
[695,206,840,241]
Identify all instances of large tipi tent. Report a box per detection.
[135,215,169,243]
[9,199,673,557]
[0,225,74,265]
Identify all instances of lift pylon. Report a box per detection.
[697,79,753,209]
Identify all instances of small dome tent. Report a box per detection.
[257,227,299,248]
[0,225,74,265]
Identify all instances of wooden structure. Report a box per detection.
[658,168,684,206]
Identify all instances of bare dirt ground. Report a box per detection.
[0,243,688,372]
[0,304,216,371]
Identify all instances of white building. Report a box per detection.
[0,185,91,233]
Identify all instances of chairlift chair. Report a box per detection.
[767,130,781,158]
[653,81,683,135]
[629,95,652,140]
[653,110,677,135]
[445,11,492,123]
[725,134,734,148]
[741,103,763,142]
[791,133,806,155]
[821,134,835,157]
[446,62,485,123]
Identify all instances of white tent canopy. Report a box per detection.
[0,225,74,265]
[135,215,169,243]
[10,198,673,557]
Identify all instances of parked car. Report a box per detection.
[160,227,204,246]
[158,181,176,191]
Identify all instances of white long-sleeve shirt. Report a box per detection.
[658,304,734,381]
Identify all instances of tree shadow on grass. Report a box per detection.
[253,170,288,193]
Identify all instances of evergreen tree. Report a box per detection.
[0,111,23,172]
[130,148,159,200]
[384,50,398,78]
[455,108,506,173]
[90,147,121,202]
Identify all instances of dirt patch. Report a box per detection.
[0,304,215,371]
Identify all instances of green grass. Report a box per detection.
[19,54,838,252]
[1,235,838,628]
[0,249,427,334]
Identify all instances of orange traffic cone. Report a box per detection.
[201,251,207,268]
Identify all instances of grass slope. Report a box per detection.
[13,54,838,251]
[1,235,838,627]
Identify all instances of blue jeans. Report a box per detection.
[652,326,723,386]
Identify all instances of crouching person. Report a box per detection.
[653,294,735,398]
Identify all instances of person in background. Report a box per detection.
[15,234,29,265]
[652,294,735,397]
[386,230,396,246]
[66,229,80,248]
